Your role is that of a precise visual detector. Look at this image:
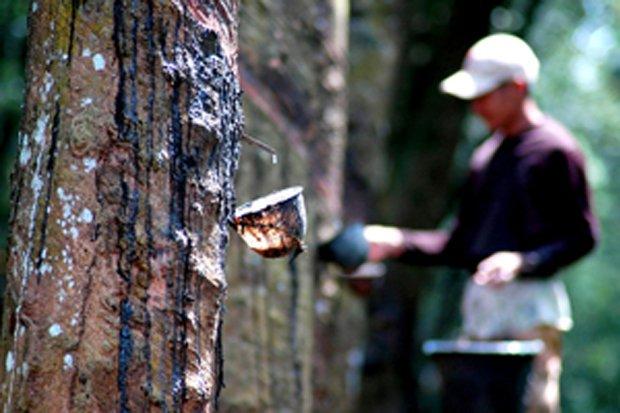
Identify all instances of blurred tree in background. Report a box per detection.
[1,0,620,412]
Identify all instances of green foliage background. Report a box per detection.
[529,1,620,411]
[0,1,27,247]
[0,0,618,411]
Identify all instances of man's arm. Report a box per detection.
[473,147,598,285]
[519,148,598,277]
[363,225,454,266]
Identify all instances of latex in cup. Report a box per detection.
[231,186,306,258]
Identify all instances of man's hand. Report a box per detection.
[363,225,406,261]
[473,251,524,287]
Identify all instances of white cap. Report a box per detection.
[440,33,540,100]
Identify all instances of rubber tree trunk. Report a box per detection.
[221,0,361,412]
[1,0,242,411]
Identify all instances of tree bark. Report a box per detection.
[221,1,359,412]
[1,0,242,411]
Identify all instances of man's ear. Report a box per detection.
[513,79,529,95]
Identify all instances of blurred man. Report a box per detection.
[320,33,598,412]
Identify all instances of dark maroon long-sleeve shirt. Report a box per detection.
[399,117,599,278]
